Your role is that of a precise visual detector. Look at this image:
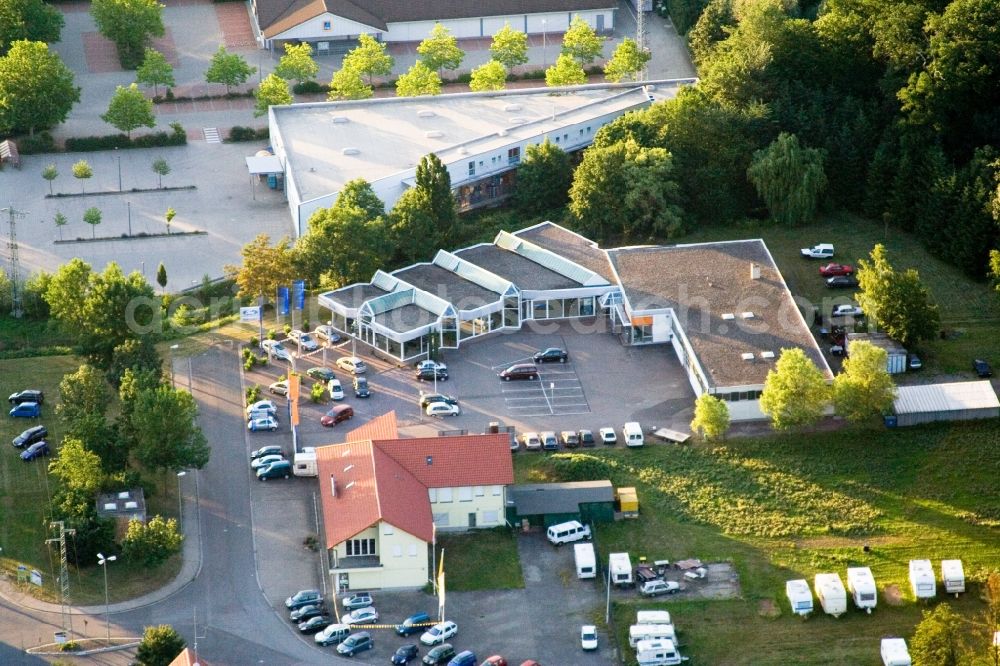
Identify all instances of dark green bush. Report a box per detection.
[16,132,57,155]
[227,126,270,142]
[64,123,186,152]
[292,80,329,95]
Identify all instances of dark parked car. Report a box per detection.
[416,367,448,382]
[20,440,50,461]
[396,612,431,636]
[290,603,326,622]
[973,358,993,378]
[907,353,923,371]
[423,644,456,665]
[419,394,458,409]
[336,631,374,657]
[578,430,596,447]
[560,431,580,448]
[321,405,354,427]
[498,364,538,381]
[392,644,420,665]
[533,347,568,363]
[826,276,858,289]
[10,402,41,418]
[341,591,373,611]
[306,367,336,382]
[353,376,371,398]
[8,389,44,405]
[250,444,283,460]
[285,589,322,610]
[297,615,332,634]
[13,424,47,448]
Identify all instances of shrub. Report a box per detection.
[245,384,261,403]
[310,382,325,403]
[249,336,259,347]
[282,323,292,335]
[292,80,329,94]
[17,132,57,155]
[266,329,277,340]
[226,126,270,142]
[64,123,186,152]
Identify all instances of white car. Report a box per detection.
[250,453,284,469]
[832,304,863,317]
[343,606,379,625]
[262,339,292,361]
[426,402,460,417]
[314,325,341,344]
[290,329,319,351]
[268,380,289,396]
[246,400,277,417]
[415,359,447,372]
[640,580,680,596]
[247,416,278,432]
[327,379,344,401]
[800,243,834,259]
[420,620,457,646]
[337,356,367,375]
[599,427,617,445]
[521,432,541,451]
[581,625,598,651]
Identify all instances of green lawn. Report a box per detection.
[436,528,524,591]
[674,211,1000,376]
[515,421,1000,664]
[0,356,182,605]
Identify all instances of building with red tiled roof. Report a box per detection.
[315,415,513,591]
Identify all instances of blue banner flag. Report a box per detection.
[278,286,290,315]
[293,280,306,311]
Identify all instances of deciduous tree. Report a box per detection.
[131,386,209,471]
[156,262,167,291]
[342,33,393,85]
[102,83,155,138]
[415,153,456,234]
[48,438,104,496]
[273,41,318,84]
[469,59,506,92]
[328,65,371,100]
[254,73,292,117]
[109,337,161,387]
[759,347,830,430]
[54,212,67,240]
[225,234,297,303]
[135,47,174,96]
[396,61,441,97]
[910,604,968,666]
[747,132,827,226]
[512,138,572,216]
[690,393,731,440]
[545,53,587,87]
[164,206,175,233]
[0,40,79,135]
[56,364,110,426]
[388,188,439,265]
[151,157,170,188]
[204,45,255,93]
[416,23,463,75]
[136,625,186,666]
[489,22,528,70]
[42,164,58,194]
[123,516,183,567]
[832,341,896,422]
[0,0,64,54]
[604,38,650,82]
[855,244,940,347]
[72,160,92,193]
[561,16,603,65]
[90,0,164,68]
[83,206,102,238]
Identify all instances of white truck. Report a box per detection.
[635,638,682,666]
[941,559,965,596]
[814,573,847,617]
[609,552,634,587]
[574,543,596,579]
[881,638,912,666]
[847,567,878,613]
[785,579,813,617]
[909,559,936,600]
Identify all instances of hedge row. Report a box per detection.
[227,126,269,142]
[64,123,187,152]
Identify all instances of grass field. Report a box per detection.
[515,421,1000,665]
[0,356,182,605]
[436,528,525,591]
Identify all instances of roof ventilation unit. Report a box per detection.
[503,103,522,112]
[761,351,775,359]
[741,312,755,319]
[331,115,349,123]
[497,129,508,137]
[750,263,761,280]
[341,147,360,155]
[457,146,468,155]
[424,130,444,139]
[509,117,527,125]
[741,352,755,361]
[721,313,736,321]
[417,110,436,118]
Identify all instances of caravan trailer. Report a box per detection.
[629,624,677,648]
[941,560,965,596]
[293,447,317,477]
[635,639,682,666]
[785,579,813,617]
[609,552,634,587]
[909,560,936,600]
[881,638,912,666]
[814,573,847,617]
[574,543,596,579]
[636,610,672,626]
[846,567,878,613]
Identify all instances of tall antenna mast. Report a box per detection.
[2,203,27,318]
[46,521,77,637]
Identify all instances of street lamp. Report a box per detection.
[169,344,179,387]
[176,471,187,523]
[126,201,132,237]
[114,147,122,192]
[542,20,547,66]
[97,552,117,643]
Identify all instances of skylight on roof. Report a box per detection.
[761,351,775,359]
[741,312,755,319]
[741,352,755,361]
[721,313,736,320]
[417,110,435,118]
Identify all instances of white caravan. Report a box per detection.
[574,542,596,579]
[293,447,317,477]
[846,567,878,613]
[814,573,847,617]
[636,610,672,626]
[881,638,912,666]
[609,552,634,587]
[785,579,813,617]
[909,559,936,600]
[635,639,682,666]
[629,624,676,648]
[941,559,965,596]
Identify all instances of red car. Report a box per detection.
[320,404,353,426]
[819,263,854,277]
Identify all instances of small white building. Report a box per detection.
[909,559,937,600]
[846,567,878,613]
[814,573,847,617]
[892,380,1000,426]
[785,579,813,617]
[941,559,965,596]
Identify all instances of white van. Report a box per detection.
[574,542,596,579]
[546,520,591,546]
[847,567,878,613]
[636,610,671,626]
[629,623,676,648]
[909,559,936,600]
[623,422,644,447]
[635,638,681,666]
[881,638,912,666]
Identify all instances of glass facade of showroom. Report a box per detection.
[520,295,597,321]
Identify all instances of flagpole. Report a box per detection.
[431,523,437,596]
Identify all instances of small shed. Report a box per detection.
[507,480,615,527]
[615,487,639,518]
[846,332,907,374]
[96,488,147,537]
[893,380,1000,426]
